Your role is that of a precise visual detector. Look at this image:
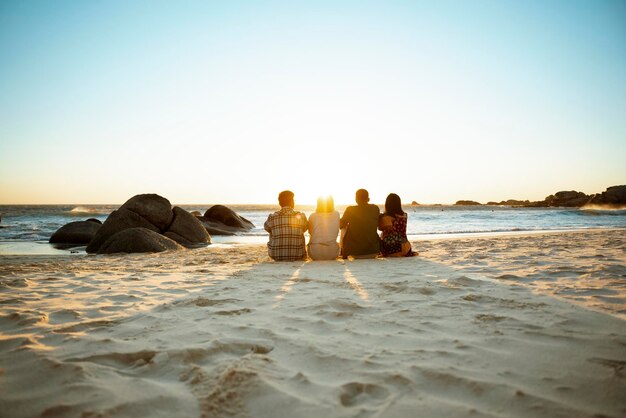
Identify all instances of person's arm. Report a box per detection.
[332,211,340,239]
[339,207,350,229]
[264,215,272,234]
[378,214,393,232]
[305,214,313,240]
[301,213,308,232]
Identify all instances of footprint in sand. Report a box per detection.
[382,282,409,293]
[177,297,241,307]
[339,382,390,407]
[449,276,481,287]
[67,350,157,369]
[588,357,626,375]
[474,314,507,323]
[48,309,81,324]
[0,278,31,288]
[54,319,117,333]
[214,308,252,316]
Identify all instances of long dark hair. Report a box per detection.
[384,193,404,216]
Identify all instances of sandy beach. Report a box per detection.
[1,229,625,418]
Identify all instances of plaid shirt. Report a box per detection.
[264,207,308,261]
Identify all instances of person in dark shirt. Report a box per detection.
[340,189,380,259]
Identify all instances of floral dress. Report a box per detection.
[380,213,412,256]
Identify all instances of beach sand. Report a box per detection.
[1,230,625,417]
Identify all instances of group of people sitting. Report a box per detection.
[264,189,416,261]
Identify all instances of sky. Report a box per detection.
[0,0,624,205]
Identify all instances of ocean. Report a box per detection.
[0,204,624,255]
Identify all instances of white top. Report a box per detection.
[308,211,340,245]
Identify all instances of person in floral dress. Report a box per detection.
[378,193,417,257]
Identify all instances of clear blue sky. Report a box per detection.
[1,0,624,204]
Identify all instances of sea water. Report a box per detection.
[0,204,625,255]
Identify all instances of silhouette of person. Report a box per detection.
[340,189,380,259]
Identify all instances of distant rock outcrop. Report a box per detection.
[196,205,255,235]
[455,200,482,206]
[411,201,419,206]
[542,191,590,207]
[486,200,531,206]
[49,220,101,245]
[586,185,626,207]
[97,227,184,254]
[85,194,211,254]
[470,185,625,208]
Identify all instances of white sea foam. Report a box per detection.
[580,204,626,213]
[69,206,104,214]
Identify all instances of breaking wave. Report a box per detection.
[579,206,626,216]
[69,206,108,215]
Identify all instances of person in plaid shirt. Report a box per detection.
[264,190,308,261]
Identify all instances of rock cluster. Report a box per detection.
[447,185,626,208]
[528,186,626,208]
[85,194,210,254]
[49,194,256,254]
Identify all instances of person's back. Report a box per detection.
[379,193,416,257]
[264,190,308,261]
[340,189,380,258]
[308,196,340,260]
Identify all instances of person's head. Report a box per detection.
[385,193,404,216]
[278,190,295,208]
[316,196,335,213]
[355,189,369,205]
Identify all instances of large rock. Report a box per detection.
[97,228,184,254]
[49,221,101,245]
[587,185,626,206]
[604,185,626,203]
[544,191,590,207]
[86,208,160,253]
[119,194,173,231]
[554,191,585,201]
[204,205,254,229]
[197,205,255,235]
[164,207,211,247]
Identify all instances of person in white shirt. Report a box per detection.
[307,196,340,260]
